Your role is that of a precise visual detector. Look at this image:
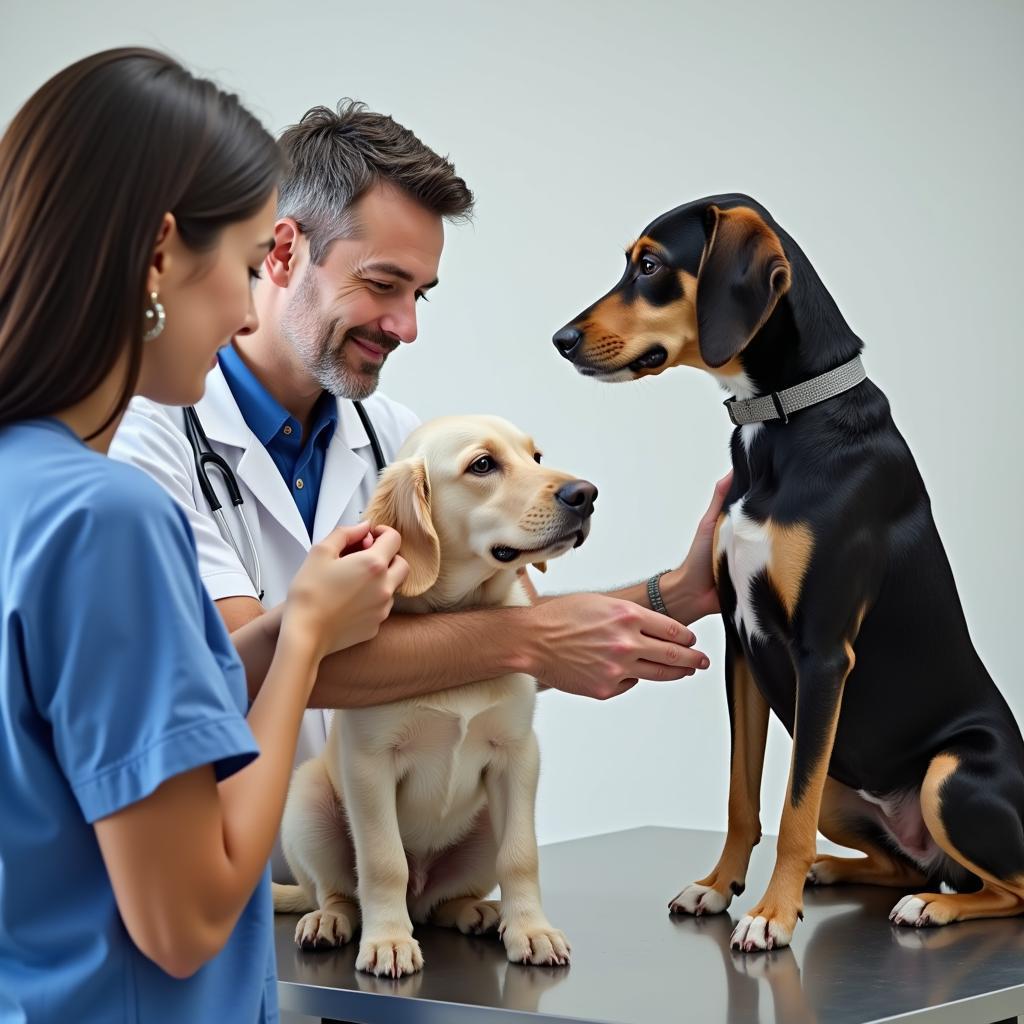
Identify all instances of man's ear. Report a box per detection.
[365,458,441,597]
[696,205,792,368]
[265,218,302,288]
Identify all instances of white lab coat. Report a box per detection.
[110,364,419,880]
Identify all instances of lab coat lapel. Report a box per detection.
[311,400,378,543]
[196,365,311,553]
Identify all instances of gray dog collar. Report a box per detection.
[724,355,867,426]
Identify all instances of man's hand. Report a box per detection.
[524,594,711,700]
[658,472,733,624]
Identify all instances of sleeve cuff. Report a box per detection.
[74,714,259,823]
[201,569,260,603]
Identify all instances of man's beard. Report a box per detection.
[280,273,398,400]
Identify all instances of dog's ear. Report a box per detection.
[696,205,792,368]
[365,457,441,598]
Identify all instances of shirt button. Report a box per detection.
[295,478,304,490]
[282,425,293,436]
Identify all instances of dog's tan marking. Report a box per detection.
[766,522,815,619]
[627,235,669,264]
[736,644,855,946]
[576,265,749,381]
[907,753,1024,916]
[671,657,768,915]
[704,206,792,301]
[669,271,746,377]
[712,510,726,586]
[891,755,1024,924]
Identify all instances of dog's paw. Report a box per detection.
[669,882,731,916]
[500,918,571,966]
[356,933,424,978]
[294,908,355,950]
[889,893,957,928]
[806,858,839,886]
[730,909,797,952]
[455,899,502,935]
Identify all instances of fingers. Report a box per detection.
[361,524,403,563]
[637,634,709,670]
[387,554,410,592]
[321,521,372,556]
[634,606,696,646]
[635,660,698,682]
[702,470,734,526]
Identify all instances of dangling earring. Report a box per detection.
[143,291,166,341]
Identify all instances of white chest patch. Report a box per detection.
[716,497,772,642]
[712,368,764,456]
[739,423,764,455]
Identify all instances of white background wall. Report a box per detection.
[3,0,1021,846]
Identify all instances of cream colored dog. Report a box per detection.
[273,415,597,978]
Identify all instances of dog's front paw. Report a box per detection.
[730,902,800,952]
[669,882,731,916]
[294,908,355,950]
[500,917,571,966]
[356,933,424,977]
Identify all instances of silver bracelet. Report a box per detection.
[646,571,670,615]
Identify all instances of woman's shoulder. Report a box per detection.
[0,418,189,542]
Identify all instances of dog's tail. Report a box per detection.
[272,882,316,914]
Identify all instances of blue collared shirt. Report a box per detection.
[219,345,337,538]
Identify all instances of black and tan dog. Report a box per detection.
[553,194,1024,951]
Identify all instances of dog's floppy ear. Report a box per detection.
[696,205,792,368]
[364,457,441,598]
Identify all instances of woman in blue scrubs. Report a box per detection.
[0,49,408,1022]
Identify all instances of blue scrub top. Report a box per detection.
[0,419,278,1023]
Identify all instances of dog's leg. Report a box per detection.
[891,747,1024,927]
[808,777,927,889]
[342,746,423,978]
[732,643,855,951]
[280,756,361,950]
[485,732,570,966]
[671,644,768,917]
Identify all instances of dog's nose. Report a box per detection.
[555,480,598,518]
[553,325,583,360]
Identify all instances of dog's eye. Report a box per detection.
[533,453,542,464]
[469,456,497,475]
[639,256,660,276]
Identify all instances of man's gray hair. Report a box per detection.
[277,100,474,264]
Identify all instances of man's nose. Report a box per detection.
[381,297,418,344]
[555,479,598,518]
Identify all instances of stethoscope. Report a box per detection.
[182,402,387,602]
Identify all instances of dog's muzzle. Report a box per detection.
[628,345,668,372]
[491,480,597,562]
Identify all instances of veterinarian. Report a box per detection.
[0,50,410,1021]
[110,101,728,883]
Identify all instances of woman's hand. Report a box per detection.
[283,523,409,661]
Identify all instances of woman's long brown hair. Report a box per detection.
[0,48,284,435]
